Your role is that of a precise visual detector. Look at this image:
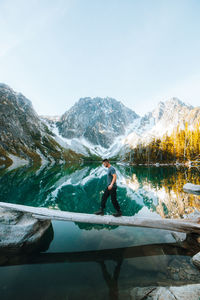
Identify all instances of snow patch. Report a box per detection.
[7,154,29,171]
[36,149,50,166]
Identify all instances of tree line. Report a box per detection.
[127,122,200,164]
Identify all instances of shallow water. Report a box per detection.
[0,164,200,299]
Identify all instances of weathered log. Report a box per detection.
[0,202,200,234]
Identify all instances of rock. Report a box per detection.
[130,286,175,300]
[179,269,186,280]
[130,287,157,300]
[167,256,200,282]
[183,183,200,194]
[0,208,23,224]
[170,285,200,299]
[130,284,200,300]
[184,267,199,276]
[192,252,200,269]
[171,232,186,243]
[171,273,180,281]
[0,207,53,254]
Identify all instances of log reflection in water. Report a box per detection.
[1,233,200,267]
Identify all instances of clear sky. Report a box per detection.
[0,0,200,116]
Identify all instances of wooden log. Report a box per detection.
[0,201,200,234]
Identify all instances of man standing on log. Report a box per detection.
[95,159,122,217]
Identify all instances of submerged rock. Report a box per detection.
[192,252,200,269]
[130,284,200,300]
[0,207,53,254]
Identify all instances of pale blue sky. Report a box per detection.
[0,0,200,116]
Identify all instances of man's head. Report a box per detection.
[102,159,110,168]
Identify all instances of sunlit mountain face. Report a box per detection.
[0,163,199,226]
[42,96,200,159]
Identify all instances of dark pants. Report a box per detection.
[101,186,121,212]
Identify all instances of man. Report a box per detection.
[95,159,122,217]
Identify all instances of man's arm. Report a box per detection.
[108,173,117,190]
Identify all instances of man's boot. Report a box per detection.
[94,209,104,216]
[112,210,122,217]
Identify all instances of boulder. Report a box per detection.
[0,207,53,254]
[130,284,200,300]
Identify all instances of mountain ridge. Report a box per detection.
[43,95,199,159]
[1,83,199,167]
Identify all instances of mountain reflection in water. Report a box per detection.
[0,163,199,221]
[0,163,200,300]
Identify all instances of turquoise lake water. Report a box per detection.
[0,163,200,299]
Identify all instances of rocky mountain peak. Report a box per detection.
[0,83,34,113]
[58,97,139,148]
[147,97,194,124]
[165,97,193,109]
[0,83,80,169]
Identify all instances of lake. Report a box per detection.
[0,163,200,299]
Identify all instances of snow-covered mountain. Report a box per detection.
[43,97,200,159]
[1,82,199,165]
[41,97,140,157]
[123,97,200,149]
[58,97,139,148]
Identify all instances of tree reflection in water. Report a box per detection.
[0,163,199,220]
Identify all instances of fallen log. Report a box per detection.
[0,201,200,234]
